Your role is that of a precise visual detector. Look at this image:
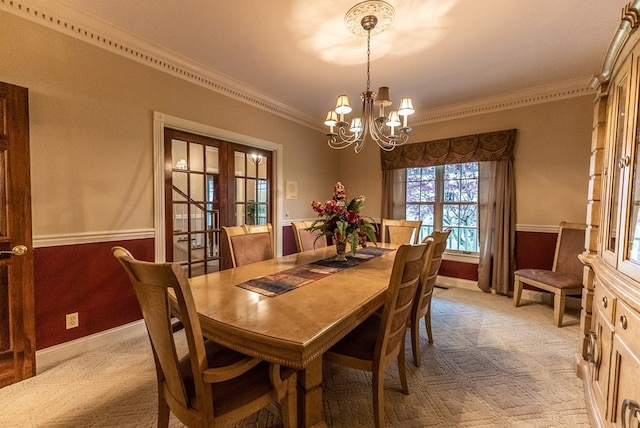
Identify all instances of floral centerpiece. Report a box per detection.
[309,182,377,261]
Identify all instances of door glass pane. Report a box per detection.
[190,174,204,201]
[236,178,246,202]
[608,81,628,253]
[173,203,188,233]
[190,143,204,172]
[627,122,640,264]
[173,235,189,263]
[236,204,245,226]
[205,146,218,173]
[247,178,257,203]
[172,139,187,170]
[235,151,245,176]
[257,179,268,203]
[191,204,205,232]
[258,157,267,179]
[172,172,187,201]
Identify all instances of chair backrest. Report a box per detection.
[381,219,422,245]
[292,221,328,252]
[553,222,586,277]
[112,246,212,416]
[220,226,247,270]
[222,223,274,268]
[376,243,430,364]
[415,228,452,315]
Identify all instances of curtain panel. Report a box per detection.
[380,128,517,295]
[380,129,516,170]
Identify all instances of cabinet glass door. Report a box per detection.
[604,67,631,266]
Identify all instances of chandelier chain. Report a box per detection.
[366,29,371,93]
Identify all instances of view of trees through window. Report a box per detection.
[406,162,479,252]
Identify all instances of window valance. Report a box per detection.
[380,128,517,170]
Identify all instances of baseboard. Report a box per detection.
[35,320,147,373]
[436,276,480,291]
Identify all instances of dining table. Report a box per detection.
[186,242,400,428]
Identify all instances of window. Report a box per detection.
[406,162,479,252]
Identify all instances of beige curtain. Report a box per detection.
[477,161,515,294]
[381,129,516,294]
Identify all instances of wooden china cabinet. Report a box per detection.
[579,2,640,427]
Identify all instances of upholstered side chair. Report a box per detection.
[221,224,274,268]
[513,222,586,327]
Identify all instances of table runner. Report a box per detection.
[236,247,394,297]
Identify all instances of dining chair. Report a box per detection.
[380,219,422,244]
[323,242,430,428]
[111,246,297,428]
[221,224,274,268]
[292,220,328,252]
[409,228,452,367]
[513,221,586,327]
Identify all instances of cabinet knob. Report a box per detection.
[624,155,631,167]
[620,315,628,330]
[619,158,626,169]
[602,296,608,308]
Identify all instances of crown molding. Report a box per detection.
[412,77,596,125]
[0,0,318,129]
[1,0,597,131]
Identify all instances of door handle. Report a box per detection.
[0,245,28,256]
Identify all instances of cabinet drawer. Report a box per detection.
[594,281,616,325]
[616,300,640,353]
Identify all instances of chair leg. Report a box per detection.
[398,345,409,395]
[410,315,421,368]
[553,292,566,327]
[425,302,434,344]
[157,387,170,428]
[372,367,385,428]
[513,277,523,307]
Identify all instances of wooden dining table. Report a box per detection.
[186,243,399,428]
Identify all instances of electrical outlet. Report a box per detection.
[66,312,79,329]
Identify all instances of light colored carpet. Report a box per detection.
[0,288,589,427]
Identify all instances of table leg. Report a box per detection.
[298,357,327,428]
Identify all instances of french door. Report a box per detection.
[164,129,271,277]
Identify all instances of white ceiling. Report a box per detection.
[12,0,631,127]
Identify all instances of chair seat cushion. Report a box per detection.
[180,340,295,416]
[514,268,581,290]
[327,313,381,361]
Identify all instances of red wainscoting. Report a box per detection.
[33,239,153,350]
[32,228,559,350]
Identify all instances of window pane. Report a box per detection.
[405,162,478,252]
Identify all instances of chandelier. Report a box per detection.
[324,1,414,153]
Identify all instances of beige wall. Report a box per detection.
[1,10,592,239]
[0,11,334,238]
[338,96,593,228]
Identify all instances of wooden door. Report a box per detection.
[0,81,35,387]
